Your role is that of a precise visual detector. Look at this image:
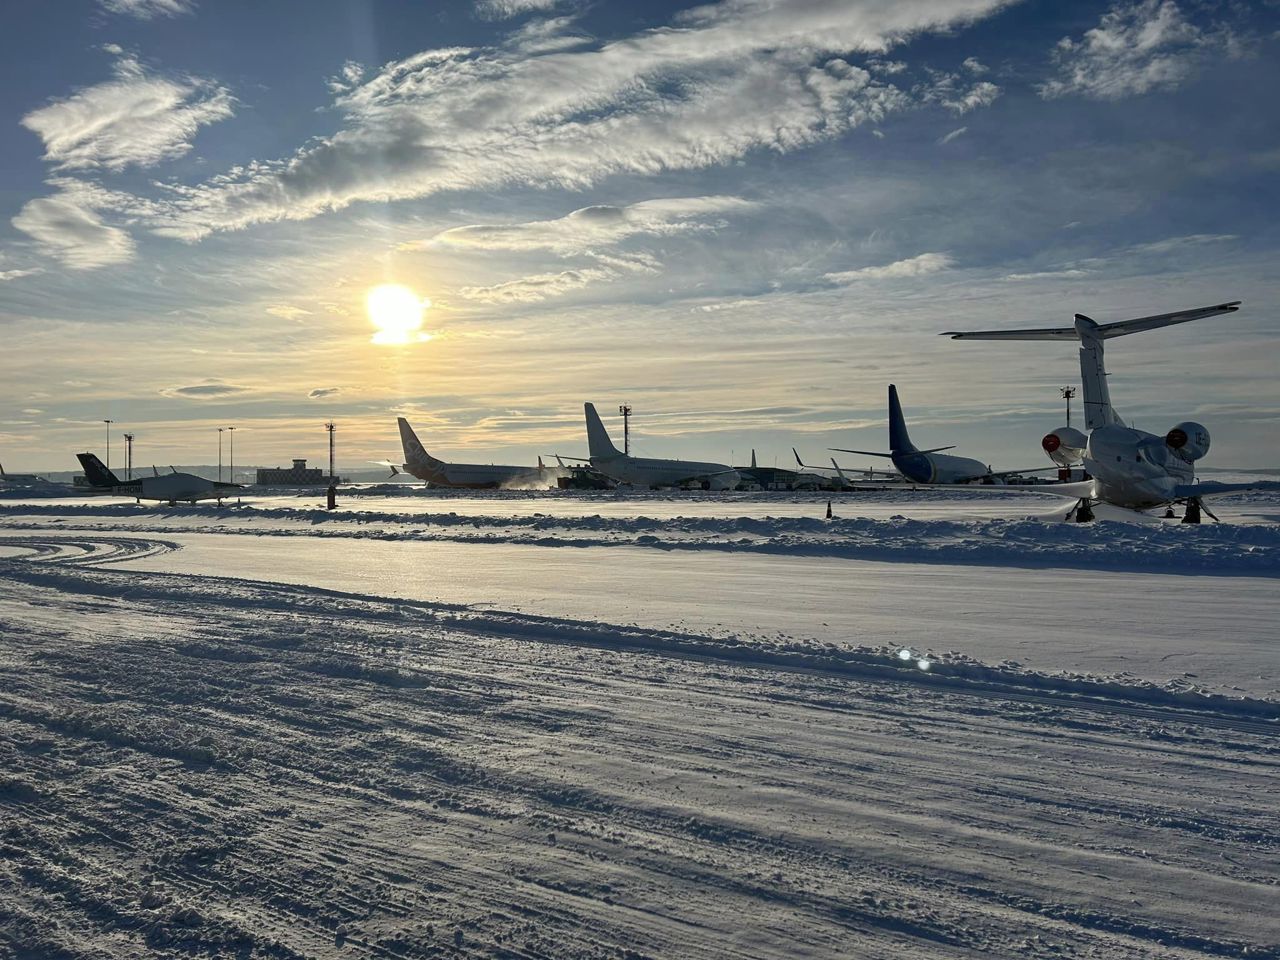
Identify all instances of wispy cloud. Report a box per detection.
[0,268,42,282]
[433,196,754,302]
[10,179,136,269]
[937,126,968,144]
[460,267,617,303]
[824,251,954,284]
[308,387,341,400]
[98,0,195,18]
[429,196,755,254]
[475,0,564,19]
[1039,0,1234,100]
[146,0,1009,240]
[21,50,233,173]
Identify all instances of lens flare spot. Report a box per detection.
[897,648,914,661]
[367,284,430,345]
[917,658,931,671]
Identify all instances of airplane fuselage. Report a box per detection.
[1082,423,1194,509]
[590,454,740,490]
[109,473,234,503]
[891,450,992,485]
[402,460,545,489]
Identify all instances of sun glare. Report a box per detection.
[367,284,429,345]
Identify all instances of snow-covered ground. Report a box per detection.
[1,490,1277,958]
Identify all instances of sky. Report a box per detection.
[2,0,1278,473]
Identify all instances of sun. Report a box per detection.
[366,284,430,345]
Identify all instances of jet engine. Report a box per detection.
[1041,426,1088,467]
[1166,421,1210,462]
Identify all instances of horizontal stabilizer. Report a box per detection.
[829,447,893,458]
[942,301,1240,341]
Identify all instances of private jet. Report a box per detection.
[584,403,740,490]
[830,385,1049,485]
[76,453,241,505]
[944,300,1278,521]
[391,417,553,489]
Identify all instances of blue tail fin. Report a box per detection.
[76,452,121,487]
[887,384,916,453]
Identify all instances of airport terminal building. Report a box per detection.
[255,459,330,486]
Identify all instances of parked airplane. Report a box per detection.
[792,448,898,488]
[584,402,740,490]
[830,385,1048,485]
[0,464,53,485]
[943,300,1277,521]
[76,453,240,504]
[393,417,552,489]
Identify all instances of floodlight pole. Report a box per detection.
[123,433,134,480]
[227,426,235,484]
[325,422,336,481]
[103,420,113,470]
[218,427,224,482]
[1061,386,1077,428]
[618,404,631,456]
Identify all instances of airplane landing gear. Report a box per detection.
[1182,498,1201,524]
[1065,498,1095,523]
[1164,506,1176,519]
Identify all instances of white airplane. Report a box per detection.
[830,384,1049,485]
[392,417,552,489]
[0,464,54,486]
[584,402,740,490]
[76,452,241,505]
[943,300,1279,521]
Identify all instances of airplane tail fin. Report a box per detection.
[887,384,916,453]
[584,403,622,459]
[941,301,1240,342]
[751,449,757,469]
[397,417,441,467]
[76,452,121,487]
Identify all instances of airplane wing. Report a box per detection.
[942,301,1241,341]
[952,466,1062,483]
[1172,480,1280,500]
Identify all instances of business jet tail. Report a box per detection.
[76,452,122,488]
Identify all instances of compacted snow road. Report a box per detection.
[1,532,1278,959]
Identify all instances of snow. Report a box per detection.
[1,489,1277,958]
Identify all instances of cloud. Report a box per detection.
[961,56,988,74]
[308,387,341,399]
[917,66,1000,113]
[11,179,136,269]
[475,0,564,19]
[1039,0,1231,100]
[1003,268,1090,281]
[21,51,233,172]
[1127,233,1236,255]
[825,252,954,283]
[0,268,42,282]
[937,126,968,144]
[428,196,755,254]
[161,380,250,399]
[432,196,753,301]
[146,0,1010,240]
[98,0,195,18]
[460,267,617,303]
[266,304,312,321]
